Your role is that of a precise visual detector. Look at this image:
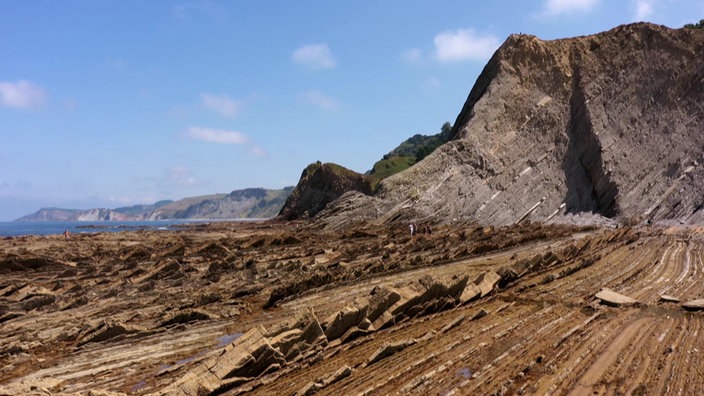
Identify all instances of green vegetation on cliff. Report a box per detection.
[684,19,704,29]
[369,122,452,180]
[278,122,454,220]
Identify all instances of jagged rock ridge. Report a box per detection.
[313,23,704,227]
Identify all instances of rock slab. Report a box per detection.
[595,288,638,307]
[682,299,704,311]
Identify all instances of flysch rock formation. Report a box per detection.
[279,162,375,221]
[160,270,504,395]
[5,23,704,396]
[307,23,704,228]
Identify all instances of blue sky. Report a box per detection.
[1,0,702,220]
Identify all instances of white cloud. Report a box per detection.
[633,0,654,21]
[401,48,423,64]
[201,93,242,116]
[298,90,340,110]
[434,29,500,62]
[292,44,336,70]
[186,126,249,144]
[249,146,268,158]
[0,80,46,109]
[541,0,600,15]
[185,126,268,157]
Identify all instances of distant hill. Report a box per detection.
[162,187,294,219]
[15,187,293,222]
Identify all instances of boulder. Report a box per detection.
[474,271,501,297]
[372,286,418,330]
[682,299,704,311]
[366,286,402,322]
[269,329,303,357]
[660,294,680,303]
[322,298,369,341]
[266,308,327,361]
[595,288,638,307]
[459,283,481,305]
[217,326,285,379]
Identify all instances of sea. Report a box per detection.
[0,220,239,237]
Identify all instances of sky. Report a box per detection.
[1,0,702,220]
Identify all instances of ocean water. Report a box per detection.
[0,220,219,237]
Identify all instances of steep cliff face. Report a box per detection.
[316,23,704,227]
[278,162,376,220]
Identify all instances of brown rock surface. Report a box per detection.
[278,162,376,220]
[2,220,704,394]
[312,23,704,228]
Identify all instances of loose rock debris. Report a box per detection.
[3,222,704,395]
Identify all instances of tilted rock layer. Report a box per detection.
[279,162,375,220]
[317,23,704,227]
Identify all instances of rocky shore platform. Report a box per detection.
[3,221,704,395]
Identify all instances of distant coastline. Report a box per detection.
[0,219,267,237]
[13,187,293,223]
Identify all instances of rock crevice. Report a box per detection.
[563,46,619,217]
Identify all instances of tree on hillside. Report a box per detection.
[440,121,453,140]
[414,122,454,162]
[684,19,704,29]
[369,121,453,177]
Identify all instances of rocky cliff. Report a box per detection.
[168,187,294,219]
[278,162,376,220]
[311,23,704,228]
[16,187,293,221]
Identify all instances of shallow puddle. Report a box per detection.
[216,332,243,348]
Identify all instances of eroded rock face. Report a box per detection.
[315,23,704,228]
[278,162,376,220]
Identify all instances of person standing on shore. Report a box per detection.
[63,229,71,240]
